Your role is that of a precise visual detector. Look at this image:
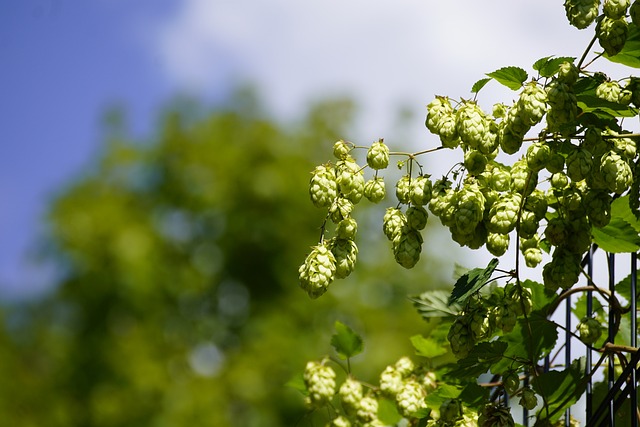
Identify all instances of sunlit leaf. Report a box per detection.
[331,321,364,360]
[486,66,528,90]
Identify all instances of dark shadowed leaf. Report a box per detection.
[449,258,499,305]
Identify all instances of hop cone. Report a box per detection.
[487,193,522,234]
[526,142,551,172]
[604,0,630,19]
[596,80,624,103]
[303,361,336,406]
[578,317,603,344]
[330,238,358,279]
[396,379,427,418]
[380,365,404,396]
[367,139,390,170]
[519,387,538,410]
[333,140,351,160]
[406,205,429,230]
[511,159,538,196]
[396,175,412,204]
[456,101,489,150]
[564,0,601,29]
[355,396,379,424]
[557,61,579,85]
[542,248,582,291]
[601,151,633,193]
[584,189,612,227]
[393,229,423,268]
[632,0,640,26]
[487,232,510,257]
[364,177,386,203]
[299,243,336,298]
[410,175,433,206]
[339,377,363,415]
[448,316,474,359]
[383,207,407,241]
[336,159,365,204]
[426,96,454,134]
[566,146,593,182]
[597,16,629,56]
[336,218,357,240]
[453,184,486,234]
[329,197,354,223]
[310,164,337,208]
[478,404,515,427]
[517,81,548,126]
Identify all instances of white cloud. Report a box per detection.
[152,1,617,133]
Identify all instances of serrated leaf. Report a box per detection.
[448,258,499,305]
[604,21,640,68]
[533,357,587,422]
[533,56,576,78]
[425,384,463,408]
[410,334,448,358]
[458,382,489,408]
[445,340,508,379]
[592,217,640,253]
[613,195,640,233]
[486,66,528,90]
[411,290,461,320]
[286,372,308,395]
[614,270,640,304]
[471,77,492,94]
[378,397,403,425]
[331,321,363,360]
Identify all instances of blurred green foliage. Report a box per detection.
[0,92,452,426]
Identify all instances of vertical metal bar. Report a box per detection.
[566,294,571,426]
[609,253,616,427]
[631,252,637,427]
[587,246,594,420]
[523,371,529,427]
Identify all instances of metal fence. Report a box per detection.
[517,248,638,426]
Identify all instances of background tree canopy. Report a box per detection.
[0,91,453,427]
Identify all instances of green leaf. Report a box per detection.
[533,358,587,422]
[458,382,489,408]
[424,384,462,408]
[615,269,640,304]
[533,56,576,78]
[446,340,508,379]
[471,78,492,94]
[378,397,403,425]
[285,372,308,395]
[522,280,557,315]
[612,195,640,233]
[574,76,639,118]
[592,217,640,253]
[411,290,461,320]
[410,334,448,358]
[604,21,640,68]
[494,312,558,373]
[331,321,364,360]
[486,66,528,90]
[448,258,499,305]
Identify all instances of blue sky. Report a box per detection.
[0,0,625,300]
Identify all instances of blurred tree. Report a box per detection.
[0,91,453,426]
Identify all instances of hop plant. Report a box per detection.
[333,140,352,160]
[467,306,493,341]
[495,300,518,332]
[336,218,358,240]
[526,142,551,172]
[364,177,386,203]
[303,360,336,406]
[521,235,543,268]
[439,399,463,424]
[426,96,455,135]
[597,16,629,56]
[584,189,612,227]
[410,175,433,205]
[604,0,630,18]
[486,232,510,257]
[596,80,625,103]
[632,0,640,25]
[438,112,461,148]
[600,151,633,193]
[396,175,412,204]
[565,0,601,29]
[542,248,582,291]
[502,371,520,395]
[383,207,407,241]
[464,150,488,175]
[328,416,352,427]
[478,403,515,427]
[511,158,538,196]
[485,162,512,192]
[610,131,637,159]
[406,205,429,230]
[356,395,379,424]
[578,317,603,344]
[339,377,363,415]
[330,238,358,279]
[330,197,354,223]
[546,150,566,174]
[367,139,390,170]
[517,81,548,126]
[380,365,404,396]
[456,101,489,150]
[396,379,427,418]
[448,316,473,359]
[453,183,486,234]
[393,228,423,268]
[557,61,580,85]
[519,387,538,410]
[487,193,522,234]
[336,158,365,204]
[299,243,337,298]
[394,356,415,377]
[310,164,337,208]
